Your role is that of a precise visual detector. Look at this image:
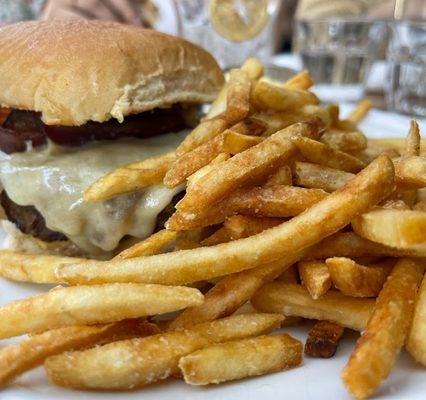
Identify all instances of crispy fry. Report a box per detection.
[306,232,426,259]
[0,283,203,339]
[352,209,426,250]
[407,273,426,366]
[0,319,158,386]
[347,99,372,124]
[326,257,394,297]
[252,80,319,111]
[414,199,426,211]
[292,137,365,173]
[342,258,424,399]
[44,313,283,390]
[305,321,345,358]
[283,70,314,90]
[321,129,367,154]
[56,156,394,285]
[113,229,178,260]
[395,156,426,188]
[298,260,332,299]
[241,57,265,79]
[176,114,228,156]
[201,226,232,246]
[179,334,302,385]
[83,151,175,201]
[265,165,292,186]
[403,120,421,157]
[293,162,354,192]
[225,69,251,124]
[252,282,374,331]
[277,264,299,283]
[187,152,230,189]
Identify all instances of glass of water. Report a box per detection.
[386,20,426,117]
[293,19,387,102]
[174,0,281,69]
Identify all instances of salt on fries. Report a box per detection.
[0,60,425,399]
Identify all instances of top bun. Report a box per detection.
[0,20,224,126]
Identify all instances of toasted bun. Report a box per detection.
[0,20,224,126]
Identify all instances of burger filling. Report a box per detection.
[0,106,190,255]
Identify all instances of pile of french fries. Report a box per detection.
[0,58,425,399]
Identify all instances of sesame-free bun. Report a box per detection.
[0,20,224,126]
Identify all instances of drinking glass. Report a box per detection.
[385,20,426,117]
[174,0,281,69]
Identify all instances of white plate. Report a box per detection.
[1,109,425,400]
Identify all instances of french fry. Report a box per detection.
[252,80,319,111]
[201,226,232,246]
[265,165,292,186]
[176,114,228,156]
[44,313,283,390]
[227,116,268,136]
[321,129,367,154]
[225,69,251,124]
[403,120,421,157]
[293,162,354,192]
[113,229,178,260]
[306,232,426,259]
[283,70,314,90]
[56,156,394,286]
[0,283,203,339]
[241,57,265,79]
[292,137,365,173]
[0,250,84,284]
[277,264,299,283]
[305,321,345,358]
[347,99,372,124]
[179,334,303,385]
[164,131,262,188]
[326,257,394,297]
[83,151,175,201]
[352,209,426,250]
[0,319,159,386]
[414,199,426,211]
[342,258,425,399]
[356,145,400,164]
[187,152,230,190]
[395,156,426,188]
[298,260,332,299]
[368,137,426,155]
[407,274,426,366]
[252,282,374,331]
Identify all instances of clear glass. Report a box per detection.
[174,0,281,69]
[386,20,426,117]
[0,0,44,23]
[293,19,387,102]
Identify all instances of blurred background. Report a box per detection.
[0,0,425,117]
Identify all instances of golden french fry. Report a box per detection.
[403,120,421,157]
[368,137,426,155]
[0,251,84,284]
[277,264,299,283]
[414,199,426,211]
[283,70,314,90]
[352,209,426,250]
[0,283,203,339]
[326,257,394,298]
[176,114,228,156]
[200,226,232,246]
[347,99,372,124]
[241,57,264,79]
[321,129,367,154]
[225,69,251,124]
[252,80,319,111]
[56,156,394,286]
[83,151,175,201]
[179,334,303,385]
[298,260,332,299]
[292,137,365,173]
[0,319,158,386]
[407,273,426,366]
[380,198,411,210]
[356,145,400,164]
[306,232,426,259]
[252,282,374,331]
[293,162,354,192]
[44,313,283,390]
[265,165,292,186]
[186,152,230,190]
[304,321,345,358]
[327,104,340,127]
[113,229,178,260]
[395,156,426,188]
[342,258,425,399]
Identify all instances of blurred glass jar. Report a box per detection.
[293,18,387,102]
[0,0,44,23]
[385,20,426,117]
[174,0,282,69]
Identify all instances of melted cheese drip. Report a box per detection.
[0,133,184,255]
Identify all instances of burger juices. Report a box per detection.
[0,20,223,256]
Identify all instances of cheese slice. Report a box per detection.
[0,133,184,255]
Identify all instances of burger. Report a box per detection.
[0,20,224,258]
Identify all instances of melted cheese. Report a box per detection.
[0,133,185,255]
